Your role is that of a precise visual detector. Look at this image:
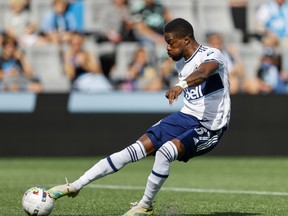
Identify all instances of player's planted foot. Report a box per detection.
[122,202,154,216]
[48,178,79,200]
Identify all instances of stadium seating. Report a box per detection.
[158,0,204,43]
[111,42,142,81]
[237,41,264,77]
[0,0,11,32]
[1,0,284,94]
[111,42,156,81]
[30,0,53,30]
[246,0,268,36]
[281,48,288,72]
[158,0,196,25]
[83,0,111,33]
[196,0,243,44]
[24,44,71,92]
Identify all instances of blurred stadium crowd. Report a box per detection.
[0,0,288,95]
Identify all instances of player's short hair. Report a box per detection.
[163,18,195,39]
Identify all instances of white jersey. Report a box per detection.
[176,45,231,131]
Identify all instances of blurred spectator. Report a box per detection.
[131,0,173,44]
[67,0,84,33]
[242,48,288,95]
[98,0,136,43]
[0,36,42,93]
[23,0,30,11]
[242,76,272,95]
[112,46,161,91]
[229,0,248,43]
[254,0,288,47]
[257,48,288,94]
[3,0,42,47]
[63,32,113,93]
[41,0,78,44]
[206,32,245,94]
[96,0,137,82]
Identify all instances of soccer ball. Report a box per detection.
[22,187,55,216]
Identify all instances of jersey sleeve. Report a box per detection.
[203,48,224,66]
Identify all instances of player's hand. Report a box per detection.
[165,86,183,106]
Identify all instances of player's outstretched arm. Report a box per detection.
[165,61,218,106]
[185,61,218,87]
[165,86,183,106]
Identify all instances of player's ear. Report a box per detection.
[184,36,190,45]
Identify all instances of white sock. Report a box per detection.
[139,141,178,208]
[72,141,146,190]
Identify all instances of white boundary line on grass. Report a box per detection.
[88,184,288,196]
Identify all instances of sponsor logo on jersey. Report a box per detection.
[184,73,224,101]
[184,85,203,100]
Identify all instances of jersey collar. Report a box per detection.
[185,44,202,63]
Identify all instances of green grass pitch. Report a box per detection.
[0,156,288,215]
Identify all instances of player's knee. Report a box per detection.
[171,138,186,158]
[156,141,178,163]
[129,142,147,162]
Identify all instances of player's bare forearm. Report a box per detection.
[165,86,183,106]
[185,61,218,87]
[166,61,218,106]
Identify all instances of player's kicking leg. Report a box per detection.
[48,140,148,199]
[48,177,79,199]
[122,140,179,216]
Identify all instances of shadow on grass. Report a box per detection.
[173,213,261,216]
[53,214,262,216]
[160,205,262,216]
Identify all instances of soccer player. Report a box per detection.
[48,18,231,216]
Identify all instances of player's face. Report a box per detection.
[164,32,185,61]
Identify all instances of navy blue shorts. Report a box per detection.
[146,111,226,162]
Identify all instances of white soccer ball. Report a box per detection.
[22,187,55,216]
